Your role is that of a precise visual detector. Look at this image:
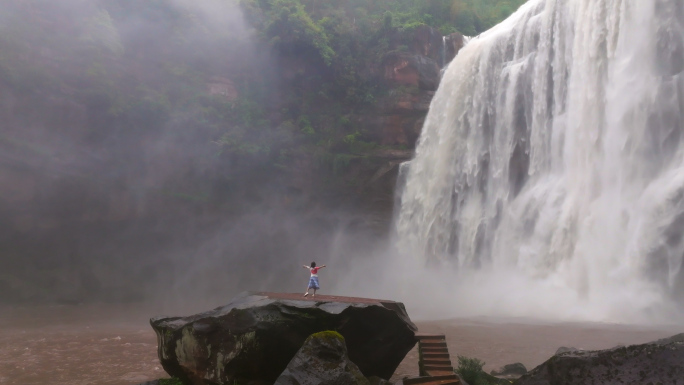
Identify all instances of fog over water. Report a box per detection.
[2,0,684,328]
[0,0,383,312]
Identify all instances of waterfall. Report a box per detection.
[395,0,684,320]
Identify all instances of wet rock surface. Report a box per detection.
[517,333,684,385]
[274,331,369,385]
[490,362,527,379]
[151,292,417,385]
[381,52,440,91]
[368,376,393,385]
[554,346,580,355]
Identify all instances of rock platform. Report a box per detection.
[151,291,417,385]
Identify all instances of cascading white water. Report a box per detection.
[396,0,684,321]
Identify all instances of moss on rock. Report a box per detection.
[309,330,344,342]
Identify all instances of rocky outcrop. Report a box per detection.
[443,32,466,68]
[274,331,369,385]
[151,292,417,385]
[360,89,433,147]
[517,333,684,385]
[368,377,393,385]
[369,26,465,148]
[381,52,440,91]
[554,346,580,355]
[339,27,462,220]
[490,363,527,379]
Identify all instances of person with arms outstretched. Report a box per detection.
[303,262,326,297]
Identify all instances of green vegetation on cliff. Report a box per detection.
[0,0,527,304]
[0,0,525,212]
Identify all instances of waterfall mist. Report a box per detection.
[391,0,684,323]
[0,0,390,311]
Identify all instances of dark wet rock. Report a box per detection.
[443,32,465,67]
[151,292,417,385]
[654,332,684,345]
[381,52,440,91]
[554,346,580,355]
[490,362,527,378]
[274,331,369,385]
[367,376,392,385]
[517,333,684,385]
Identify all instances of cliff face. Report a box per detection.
[0,1,465,303]
[274,26,464,223]
[364,27,464,148]
[0,16,466,234]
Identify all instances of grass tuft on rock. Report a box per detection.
[310,330,345,342]
[456,356,512,385]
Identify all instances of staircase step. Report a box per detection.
[423,353,451,359]
[423,357,452,362]
[423,359,451,366]
[420,341,448,348]
[423,364,453,371]
[423,356,451,364]
[423,364,453,368]
[415,331,457,384]
[403,374,459,385]
[426,371,457,378]
[417,336,446,342]
[416,333,447,338]
[426,377,461,378]
[420,347,449,354]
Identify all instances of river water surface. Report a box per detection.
[1,304,681,384]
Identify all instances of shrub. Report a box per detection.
[456,356,486,384]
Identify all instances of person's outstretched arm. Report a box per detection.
[303,265,309,269]
[320,265,327,268]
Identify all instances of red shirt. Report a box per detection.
[310,267,321,276]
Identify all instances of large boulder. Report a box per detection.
[151,292,417,385]
[274,331,369,385]
[490,362,527,379]
[554,346,580,355]
[517,333,684,385]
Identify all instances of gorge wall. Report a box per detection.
[0,0,466,303]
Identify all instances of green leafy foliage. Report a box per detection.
[456,356,512,385]
[81,9,124,56]
[242,0,526,107]
[0,0,526,208]
[457,355,486,384]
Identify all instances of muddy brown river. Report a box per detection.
[1,303,681,384]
